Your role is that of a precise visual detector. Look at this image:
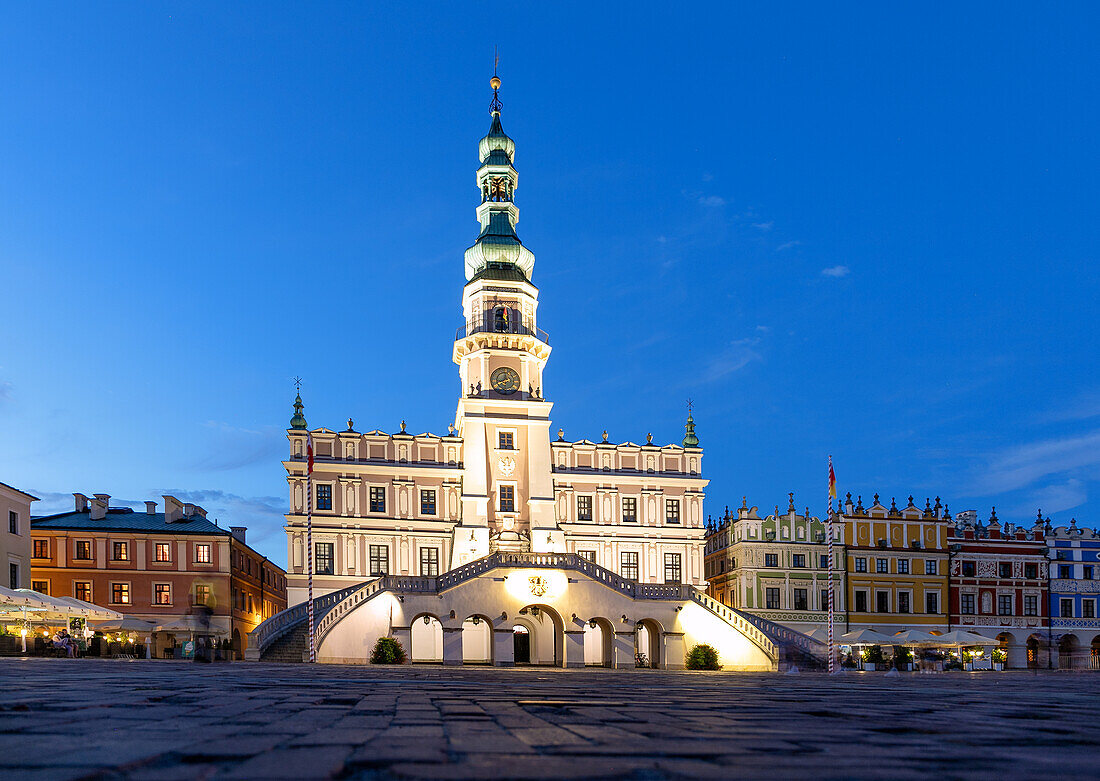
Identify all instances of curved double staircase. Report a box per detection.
[248,552,828,668]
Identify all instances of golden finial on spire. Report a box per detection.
[489,48,502,113]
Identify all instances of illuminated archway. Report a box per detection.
[461,614,494,664]
[584,617,614,667]
[411,613,443,663]
[636,618,663,669]
[518,604,564,666]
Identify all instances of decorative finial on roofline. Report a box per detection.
[489,48,502,114]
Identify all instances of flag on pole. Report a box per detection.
[828,459,836,500]
[307,433,314,475]
[306,430,315,663]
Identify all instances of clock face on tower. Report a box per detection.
[490,366,521,395]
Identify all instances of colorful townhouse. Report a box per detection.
[1046,519,1100,669]
[947,509,1048,669]
[703,495,845,634]
[840,494,949,635]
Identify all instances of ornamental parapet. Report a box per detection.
[1050,579,1100,594]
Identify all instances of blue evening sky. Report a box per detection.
[2,3,1098,563]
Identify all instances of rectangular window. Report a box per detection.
[369,545,389,576]
[819,554,829,569]
[32,539,49,558]
[111,582,130,604]
[999,562,1012,578]
[577,550,595,562]
[854,557,867,573]
[577,496,593,521]
[876,591,890,613]
[764,553,778,568]
[663,553,682,584]
[765,588,781,609]
[961,593,976,614]
[75,540,92,560]
[31,580,48,594]
[420,489,436,516]
[793,588,808,610]
[792,554,806,568]
[620,551,639,581]
[195,544,211,564]
[1086,565,1095,580]
[622,497,637,523]
[193,584,210,606]
[8,563,17,589]
[665,499,681,524]
[898,559,909,574]
[821,589,830,610]
[155,542,171,562]
[316,484,332,511]
[8,510,17,535]
[926,592,938,614]
[419,547,439,576]
[154,584,171,605]
[898,592,910,614]
[1084,600,1096,619]
[876,558,888,573]
[998,594,1013,615]
[924,559,937,575]
[1024,595,1038,616]
[962,561,976,577]
[499,485,515,513]
[498,431,514,450]
[369,486,386,513]
[1058,564,1071,579]
[74,582,92,602]
[112,541,129,561]
[1060,598,1074,618]
[854,590,868,612]
[315,542,334,575]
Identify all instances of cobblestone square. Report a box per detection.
[1,659,1097,779]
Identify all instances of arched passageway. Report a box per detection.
[512,625,531,664]
[583,618,614,667]
[1059,635,1080,670]
[411,614,443,663]
[1091,635,1100,670]
[461,615,493,664]
[232,629,243,661]
[1026,635,1042,670]
[636,619,663,668]
[517,604,564,666]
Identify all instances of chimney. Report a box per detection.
[230,527,247,544]
[145,501,157,515]
[192,505,207,519]
[90,494,109,520]
[183,503,195,517]
[74,493,89,513]
[164,495,184,523]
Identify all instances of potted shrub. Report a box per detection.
[893,647,914,671]
[685,643,721,670]
[992,647,1006,671]
[370,636,407,665]
[864,645,885,671]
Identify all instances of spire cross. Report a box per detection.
[686,398,694,416]
[293,376,303,394]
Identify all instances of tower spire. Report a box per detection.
[490,49,502,115]
[290,377,307,430]
[682,399,699,448]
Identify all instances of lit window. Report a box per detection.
[369,545,389,576]
[195,544,211,564]
[32,539,49,558]
[31,580,48,594]
[154,584,171,605]
[111,583,130,604]
[193,584,211,606]
[620,551,639,580]
[155,543,171,562]
[75,540,92,560]
[74,582,92,602]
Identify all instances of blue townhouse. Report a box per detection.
[1047,519,1100,668]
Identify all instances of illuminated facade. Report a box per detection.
[1046,521,1100,669]
[254,78,821,670]
[841,493,949,634]
[704,497,846,634]
[283,78,707,606]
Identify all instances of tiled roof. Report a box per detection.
[31,509,231,537]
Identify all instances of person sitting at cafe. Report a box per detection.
[51,629,75,658]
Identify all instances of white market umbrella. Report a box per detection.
[839,629,894,645]
[890,630,938,646]
[52,596,121,621]
[92,616,156,633]
[805,628,830,643]
[933,630,997,647]
[0,585,50,611]
[155,616,229,636]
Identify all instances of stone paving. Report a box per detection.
[1,660,1098,780]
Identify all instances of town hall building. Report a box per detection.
[249,77,819,671]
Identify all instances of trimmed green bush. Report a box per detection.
[685,643,721,670]
[370,636,407,665]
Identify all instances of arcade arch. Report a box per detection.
[411,613,443,663]
[584,617,614,667]
[636,618,663,668]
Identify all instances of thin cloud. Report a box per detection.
[696,338,764,383]
[1039,390,1100,423]
[0,379,12,403]
[752,221,774,231]
[972,429,1100,495]
[1012,479,1087,517]
[821,265,850,277]
[698,195,726,207]
[776,240,801,251]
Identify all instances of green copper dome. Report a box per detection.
[290,393,307,430]
[682,413,699,448]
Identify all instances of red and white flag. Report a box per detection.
[307,433,314,475]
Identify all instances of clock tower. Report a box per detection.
[450,74,561,565]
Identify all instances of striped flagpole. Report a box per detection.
[307,432,315,663]
[827,455,836,674]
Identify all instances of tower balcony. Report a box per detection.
[455,318,550,345]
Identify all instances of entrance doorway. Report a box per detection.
[513,625,530,664]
